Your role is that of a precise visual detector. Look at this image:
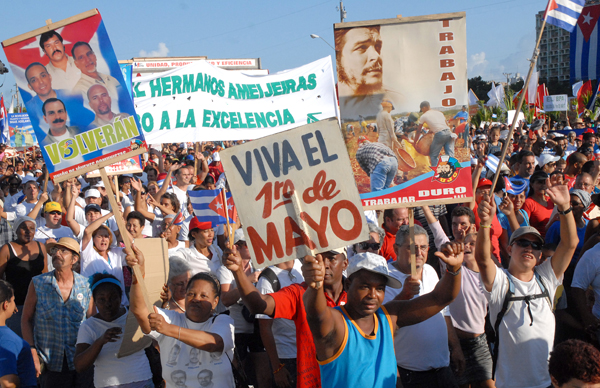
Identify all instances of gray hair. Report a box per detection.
[395,224,428,247]
[368,223,385,244]
[168,257,192,283]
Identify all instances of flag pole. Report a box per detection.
[222,188,233,248]
[490,0,552,192]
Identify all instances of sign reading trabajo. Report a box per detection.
[221,118,368,269]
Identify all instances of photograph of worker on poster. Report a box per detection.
[335,12,473,209]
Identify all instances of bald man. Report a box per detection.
[87,84,130,128]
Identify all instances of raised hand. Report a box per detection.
[435,242,464,271]
[223,245,242,272]
[498,194,515,216]
[545,174,570,208]
[148,305,169,334]
[130,178,142,193]
[396,277,420,300]
[477,193,496,225]
[98,327,122,345]
[302,254,324,290]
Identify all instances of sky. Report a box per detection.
[0,0,549,105]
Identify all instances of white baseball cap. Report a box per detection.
[347,252,403,288]
[233,229,245,245]
[85,189,101,198]
[536,153,560,167]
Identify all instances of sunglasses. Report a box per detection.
[48,211,62,215]
[513,239,542,250]
[358,242,381,251]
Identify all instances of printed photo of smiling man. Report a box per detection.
[39,30,81,91]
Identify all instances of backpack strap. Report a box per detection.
[258,267,281,293]
[492,271,514,379]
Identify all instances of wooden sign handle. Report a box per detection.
[42,166,49,193]
[291,190,320,289]
[99,167,154,312]
[409,208,417,278]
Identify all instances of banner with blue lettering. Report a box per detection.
[2,10,147,181]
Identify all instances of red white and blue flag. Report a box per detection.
[504,176,529,195]
[570,4,600,81]
[188,189,236,227]
[547,0,585,32]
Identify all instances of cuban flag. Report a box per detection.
[485,154,500,174]
[547,0,585,32]
[188,189,236,227]
[504,176,529,195]
[570,4,600,81]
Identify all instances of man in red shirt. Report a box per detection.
[380,208,421,262]
[224,248,347,388]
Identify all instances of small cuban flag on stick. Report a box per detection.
[188,189,236,228]
[545,0,585,32]
[485,154,500,174]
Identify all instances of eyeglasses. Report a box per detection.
[358,242,381,251]
[48,211,62,215]
[49,247,72,256]
[512,239,542,250]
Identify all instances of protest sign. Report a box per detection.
[544,95,568,111]
[221,118,369,269]
[2,9,147,182]
[86,155,142,177]
[334,12,472,209]
[133,57,338,143]
[7,113,37,148]
[118,238,169,357]
[507,110,525,126]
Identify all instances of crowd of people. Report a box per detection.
[0,116,599,388]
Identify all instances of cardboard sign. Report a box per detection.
[221,118,369,269]
[133,57,338,143]
[544,95,568,111]
[334,12,472,209]
[2,10,147,182]
[117,237,169,357]
[86,155,142,177]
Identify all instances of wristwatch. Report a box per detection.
[557,207,572,215]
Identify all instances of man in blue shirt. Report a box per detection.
[453,105,469,124]
[0,279,36,388]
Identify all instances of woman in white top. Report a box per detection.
[127,246,235,388]
[75,273,152,388]
[81,212,128,305]
[171,217,222,275]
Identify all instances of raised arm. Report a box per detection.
[222,246,276,316]
[469,159,485,210]
[131,178,155,221]
[196,153,209,184]
[545,175,579,278]
[498,194,521,233]
[27,191,49,220]
[154,163,179,200]
[301,254,345,361]
[125,244,151,333]
[66,185,82,237]
[475,194,497,292]
[386,242,463,328]
[81,211,113,251]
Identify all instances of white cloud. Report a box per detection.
[139,43,170,57]
[468,51,489,76]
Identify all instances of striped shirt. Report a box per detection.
[32,271,91,372]
[356,142,397,176]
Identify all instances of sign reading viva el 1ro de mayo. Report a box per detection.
[335,12,472,209]
[1,10,147,182]
[221,118,369,269]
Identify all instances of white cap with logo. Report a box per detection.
[347,252,403,288]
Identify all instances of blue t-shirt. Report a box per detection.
[545,219,588,264]
[453,110,469,123]
[0,326,37,388]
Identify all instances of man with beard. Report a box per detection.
[87,84,130,128]
[71,42,122,100]
[38,31,81,91]
[40,98,79,146]
[435,160,457,181]
[335,26,402,119]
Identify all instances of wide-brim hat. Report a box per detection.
[46,237,81,255]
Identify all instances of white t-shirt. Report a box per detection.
[572,243,600,319]
[484,258,561,388]
[81,242,128,306]
[76,311,152,387]
[255,260,304,359]
[168,185,191,219]
[418,109,449,133]
[34,219,76,243]
[167,241,187,257]
[146,309,235,388]
[384,263,450,371]
[217,265,254,334]
[15,200,38,217]
[178,217,225,242]
[171,245,222,275]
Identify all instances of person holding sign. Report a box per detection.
[127,245,236,388]
[302,248,463,388]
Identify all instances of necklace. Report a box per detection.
[170,297,186,312]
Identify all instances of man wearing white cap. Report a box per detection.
[537,153,560,175]
[301,247,463,388]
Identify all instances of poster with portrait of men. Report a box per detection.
[2,9,147,181]
[335,12,473,209]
